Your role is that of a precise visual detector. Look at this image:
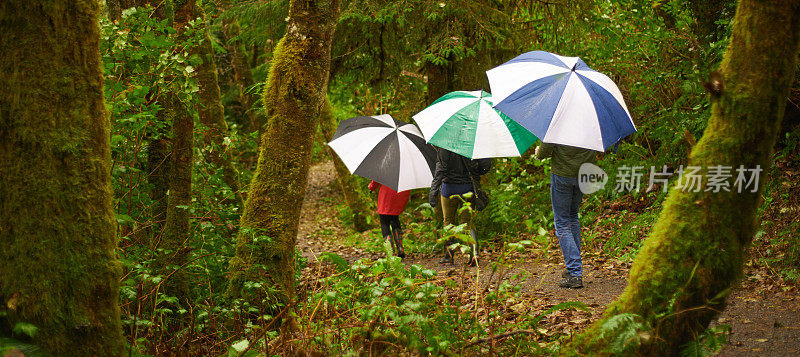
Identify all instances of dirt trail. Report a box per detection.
[297,161,800,356]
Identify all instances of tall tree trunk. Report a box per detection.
[571,1,800,355]
[319,97,373,232]
[686,0,733,48]
[0,0,124,355]
[178,1,244,207]
[142,0,195,309]
[220,1,268,135]
[147,137,170,243]
[107,0,122,21]
[151,93,194,305]
[225,0,341,311]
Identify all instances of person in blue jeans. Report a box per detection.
[535,142,599,289]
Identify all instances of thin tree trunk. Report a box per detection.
[144,0,195,309]
[107,0,122,21]
[571,1,800,355]
[225,0,341,311]
[151,93,193,305]
[319,97,373,232]
[147,137,170,243]
[220,5,268,135]
[0,0,124,354]
[181,2,244,207]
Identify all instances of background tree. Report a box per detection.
[217,0,270,135]
[180,0,245,207]
[0,0,124,354]
[137,0,196,313]
[225,0,342,311]
[319,97,374,232]
[571,0,800,354]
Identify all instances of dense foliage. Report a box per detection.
[5,0,796,355]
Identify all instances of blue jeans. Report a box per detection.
[550,174,583,277]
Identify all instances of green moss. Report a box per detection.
[191,4,244,207]
[222,16,267,134]
[225,0,342,312]
[150,93,193,305]
[146,137,170,244]
[0,0,124,355]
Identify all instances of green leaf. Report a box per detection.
[115,213,134,224]
[231,339,249,352]
[320,252,349,272]
[13,322,38,338]
[110,134,126,147]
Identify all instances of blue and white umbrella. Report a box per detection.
[487,51,636,151]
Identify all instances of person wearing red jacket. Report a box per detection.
[369,180,410,258]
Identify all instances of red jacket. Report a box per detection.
[369,181,410,216]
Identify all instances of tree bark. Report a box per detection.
[141,0,196,309]
[0,0,124,354]
[686,0,733,48]
[225,0,341,310]
[220,3,268,135]
[319,97,373,232]
[570,1,800,355]
[147,137,170,244]
[177,1,244,207]
[151,93,194,305]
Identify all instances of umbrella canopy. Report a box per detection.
[487,50,636,151]
[412,90,537,159]
[327,114,437,192]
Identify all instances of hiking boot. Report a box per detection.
[559,276,583,289]
[392,233,406,259]
[385,236,396,255]
[562,270,571,279]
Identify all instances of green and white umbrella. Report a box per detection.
[412,90,538,159]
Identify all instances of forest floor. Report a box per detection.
[296,161,800,356]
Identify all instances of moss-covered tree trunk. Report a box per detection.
[147,137,170,243]
[151,93,194,305]
[225,0,341,309]
[686,0,732,48]
[319,97,373,232]
[0,0,124,354]
[220,0,268,135]
[107,0,122,21]
[174,0,244,207]
[143,0,195,309]
[571,1,800,355]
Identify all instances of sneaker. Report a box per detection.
[559,276,583,289]
[561,270,571,279]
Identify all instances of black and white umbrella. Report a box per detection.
[328,114,437,192]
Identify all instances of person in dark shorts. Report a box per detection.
[429,148,492,266]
